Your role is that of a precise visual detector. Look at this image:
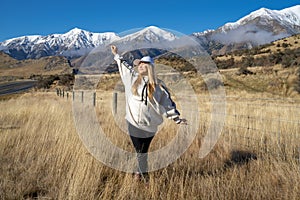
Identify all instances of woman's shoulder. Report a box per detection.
[157,79,166,86]
[156,79,168,90]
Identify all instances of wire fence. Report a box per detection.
[58,90,300,162]
[195,96,300,162]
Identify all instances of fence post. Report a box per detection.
[277,114,281,158]
[72,91,75,101]
[263,137,268,154]
[93,92,96,106]
[298,147,300,169]
[81,91,84,103]
[234,105,237,148]
[62,89,65,98]
[298,121,300,165]
[112,92,117,114]
[247,115,250,148]
[67,92,69,99]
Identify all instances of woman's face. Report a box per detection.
[138,62,148,75]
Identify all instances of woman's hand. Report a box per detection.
[111,45,118,55]
[174,117,188,125]
[178,118,188,125]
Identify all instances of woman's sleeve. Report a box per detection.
[114,54,135,83]
[158,84,181,124]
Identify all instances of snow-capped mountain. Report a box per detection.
[116,26,177,43]
[0,28,120,59]
[193,5,300,54]
[107,26,178,54]
[0,26,177,60]
[1,5,300,59]
[220,5,300,33]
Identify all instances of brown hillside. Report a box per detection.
[210,34,300,97]
[0,51,19,68]
[0,53,73,81]
[214,34,300,65]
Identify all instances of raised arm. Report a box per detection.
[111,45,135,82]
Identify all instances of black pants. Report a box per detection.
[127,122,155,174]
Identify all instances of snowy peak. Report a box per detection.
[57,27,120,47]
[222,5,300,31]
[0,27,121,59]
[2,4,300,60]
[64,27,85,35]
[116,26,177,44]
[0,26,176,59]
[1,35,41,46]
[208,5,300,47]
[280,5,300,25]
[138,26,177,41]
[245,5,300,25]
[285,5,300,17]
[192,5,300,55]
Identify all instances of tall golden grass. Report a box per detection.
[1,91,300,199]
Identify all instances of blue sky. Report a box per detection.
[1,0,299,42]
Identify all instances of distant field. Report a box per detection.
[1,90,300,199]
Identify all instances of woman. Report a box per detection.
[110,45,186,183]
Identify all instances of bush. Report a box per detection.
[205,78,224,90]
[282,55,294,68]
[58,74,74,87]
[282,43,290,48]
[236,66,255,75]
[36,75,59,89]
[215,57,235,69]
[35,74,74,89]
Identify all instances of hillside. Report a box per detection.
[144,34,299,97]
[213,34,300,68]
[210,34,300,96]
[1,34,300,97]
[0,52,73,81]
[0,51,19,67]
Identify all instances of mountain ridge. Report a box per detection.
[193,5,300,55]
[0,33,299,96]
[1,5,300,59]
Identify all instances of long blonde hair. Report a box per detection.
[132,63,157,100]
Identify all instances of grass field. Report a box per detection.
[1,89,300,199]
